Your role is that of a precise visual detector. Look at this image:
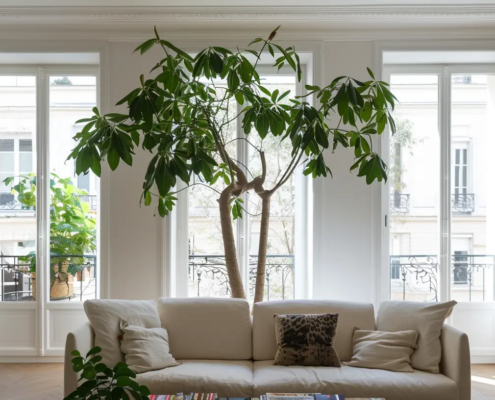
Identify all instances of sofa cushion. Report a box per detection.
[253,300,375,361]
[84,299,161,367]
[119,321,180,373]
[253,360,459,400]
[344,329,418,372]
[136,360,253,397]
[377,300,457,373]
[157,297,252,360]
[274,313,341,367]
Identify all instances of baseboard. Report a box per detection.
[472,355,495,364]
[0,356,63,363]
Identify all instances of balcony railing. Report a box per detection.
[0,193,97,213]
[0,254,97,301]
[188,254,295,300]
[452,193,475,213]
[390,254,495,302]
[390,193,410,214]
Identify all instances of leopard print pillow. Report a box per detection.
[273,313,341,367]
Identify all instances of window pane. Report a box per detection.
[389,74,440,302]
[19,139,32,152]
[450,74,494,301]
[19,153,32,173]
[0,153,14,172]
[188,83,237,298]
[248,75,297,301]
[49,75,98,301]
[0,76,37,302]
[0,139,14,151]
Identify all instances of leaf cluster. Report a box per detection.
[65,346,150,400]
[67,26,397,220]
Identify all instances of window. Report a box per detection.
[184,69,307,301]
[384,65,495,303]
[452,143,472,213]
[0,68,99,303]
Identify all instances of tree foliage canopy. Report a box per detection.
[67,26,397,221]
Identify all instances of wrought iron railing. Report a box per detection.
[452,193,475,213]
[390,254,495,302]
[188,254,295,300]
[390,193,410,214]
[0,254,97,301]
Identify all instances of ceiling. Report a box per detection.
[2,0,495,5]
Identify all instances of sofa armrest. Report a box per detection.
[440,323,470,400]
[64,321,94,397]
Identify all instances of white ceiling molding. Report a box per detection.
[2,5,495,40]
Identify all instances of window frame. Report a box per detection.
[381,63,495,303]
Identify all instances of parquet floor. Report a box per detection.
[0,363,63,400]
[0,363,493,400]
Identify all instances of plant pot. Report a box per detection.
[76,267,92,281]
[50,262,74,301]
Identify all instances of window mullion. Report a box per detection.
[35,67,49,355]
[236,102,250,296]
[439,66,452,302]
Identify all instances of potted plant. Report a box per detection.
[4,173,96,300]
[68,26,396,302]
[66,346,150,399]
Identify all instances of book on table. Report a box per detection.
[149,393,347,400]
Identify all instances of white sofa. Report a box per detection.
[65,298,470,400]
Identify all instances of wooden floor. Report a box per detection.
[0,363,493,400]
[0,364,63,400]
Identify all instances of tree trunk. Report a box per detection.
[254,193,272,303]
[219,186,246,299]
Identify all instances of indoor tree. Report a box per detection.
[68,26,397,303]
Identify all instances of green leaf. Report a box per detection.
[134,39,156,55]
[255,113,269,138]
[227,70,239,92]
[367,67,375,80]
[144,191,152,206]
[70,350,81,357]
[107,148,120,171]
[158,198,167,217]
[86,346,101,358]
[259,86,271,97]
[82,365,96,380]
[235,91,244,105]
[209,52,224,74]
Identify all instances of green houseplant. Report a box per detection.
[68,26,397,303]
[4,173,96,299]
[66,346,150,399]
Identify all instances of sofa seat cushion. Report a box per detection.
[136,360,253,397]
[253,361,459,400]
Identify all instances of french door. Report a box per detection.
[0,66,99,357]
[383,64,495,304]
[382,64,495,360]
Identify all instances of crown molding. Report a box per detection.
[2,5,495,24]
[1,5,495,41]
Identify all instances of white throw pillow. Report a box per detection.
[84,299,161,367]
[377,300,456,373]
[345,329,418,372]
[120,321,180,373]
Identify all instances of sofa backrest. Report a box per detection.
[252,299,376,361]
[157,297,252,360]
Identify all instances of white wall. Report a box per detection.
[106,44,164,300]
[311,42,376,302]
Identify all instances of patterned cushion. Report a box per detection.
[273,313,341,367]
